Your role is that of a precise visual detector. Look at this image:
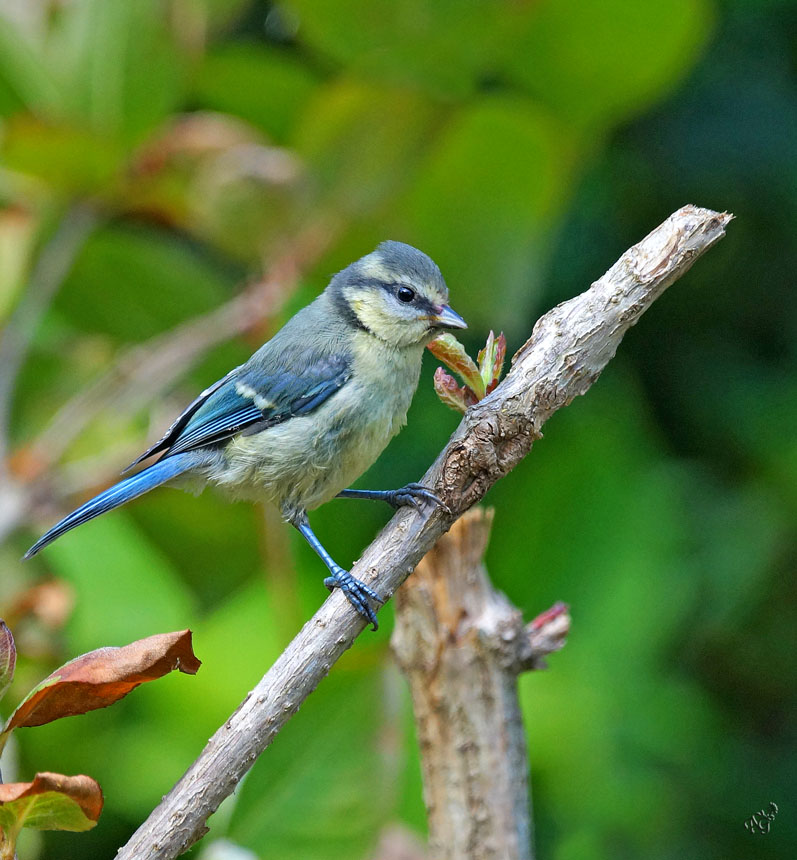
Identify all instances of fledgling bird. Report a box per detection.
[26,241,466,629]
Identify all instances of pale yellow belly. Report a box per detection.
[212,375,412,515]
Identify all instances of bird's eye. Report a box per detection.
[397,286,415,303]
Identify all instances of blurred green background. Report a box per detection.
[0,0,795,858]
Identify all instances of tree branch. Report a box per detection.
[392,508,570,860]
[114,205,731,859]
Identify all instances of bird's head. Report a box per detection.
[329,241,467,348]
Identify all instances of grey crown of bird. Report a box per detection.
[26,241,467,629]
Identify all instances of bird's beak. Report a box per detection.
[430,304,468,330]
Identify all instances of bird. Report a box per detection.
[25,241,467,630]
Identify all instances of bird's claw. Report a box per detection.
[324,567,384,630]
[387,482,448,513]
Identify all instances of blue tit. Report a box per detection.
[25,241,466,629]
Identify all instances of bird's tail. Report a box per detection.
[24,452,196,559]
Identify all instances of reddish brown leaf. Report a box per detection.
[3,630,200,732]
[0,772,102,835]
[0,622,15,703]
[433,367,470,414]
[427,334,484,397]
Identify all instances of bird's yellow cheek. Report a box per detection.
[348,296,389,334]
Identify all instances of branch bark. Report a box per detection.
[115,205,732,859]
[392,508,570,860]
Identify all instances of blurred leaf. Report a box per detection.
[0,14,61,116]
[124,112,302,259]
[1,117,125,195]
[2,580,73,633]
[0,206,37,322]
[48,0,187,145]
[194,42,317,142]
[287,0,535,99]
[55,223,236,341]
[504,0,713,130]
[0,621,15,704]
[188,0,254,34]
[0,772,102,837]
[131,491,260,610]
[400,97,574,334]
[296,80,435,215]
[3,630,199,734]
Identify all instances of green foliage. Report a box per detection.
[43,515,196,652]
[228,666,394,860]
[504,0,714,130]
[1,1,795,859]
[56,225,235,341]
[194,43,318,142]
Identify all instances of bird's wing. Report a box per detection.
[127,351,352,467]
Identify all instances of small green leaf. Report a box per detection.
[0,621,15,704]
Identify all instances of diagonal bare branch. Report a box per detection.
[115,205,732,860]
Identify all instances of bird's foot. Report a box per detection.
[384,482,447,513]
[324,567,384,631]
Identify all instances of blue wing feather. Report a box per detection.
[130,350,352,464]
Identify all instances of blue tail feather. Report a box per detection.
[25,452,196,559]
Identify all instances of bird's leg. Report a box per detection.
[336,482,446,513]
[290,511,384,631]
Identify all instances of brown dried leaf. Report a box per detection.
[3,630,200,732]
[0,772,102,836]
[427,334,484,397]
[0,622,15,704]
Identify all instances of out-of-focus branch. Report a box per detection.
[0,217,335,545]
[392,508,569,860]
[26,216,335,473]
[0,203,98,465]
[115,205,732,860]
